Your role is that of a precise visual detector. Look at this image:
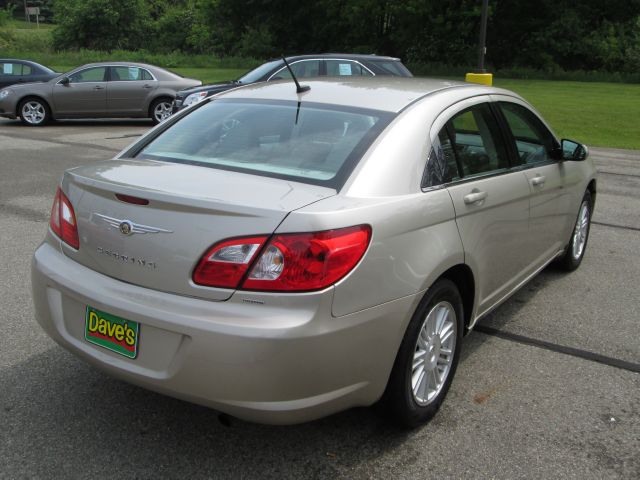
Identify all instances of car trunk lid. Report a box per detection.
[61,159,335,301]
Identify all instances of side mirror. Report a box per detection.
[59,77,70,85]
[561,139,588,161]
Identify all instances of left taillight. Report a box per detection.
[49,187,79,249]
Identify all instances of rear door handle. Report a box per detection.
[93,85,105,90]
[530,175,546,186]
[142,84,153,89]
[463,190,488,205]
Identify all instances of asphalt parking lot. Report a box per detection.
[0,118,638,479]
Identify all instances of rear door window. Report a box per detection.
[1,62,31,75]
[136,99,393,189]
[110,66,151,81]
[325,60,373,77]
[424,103,509,187]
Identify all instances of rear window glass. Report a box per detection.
[136,99,393,188]
[370,61,412,77]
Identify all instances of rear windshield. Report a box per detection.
[371,61,412,77]
[135,99,393,189]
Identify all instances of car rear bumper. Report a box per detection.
[31,240,418,424]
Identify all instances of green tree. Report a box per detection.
[52,0,151,51]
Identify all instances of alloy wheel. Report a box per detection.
[411,301,457,406]
[153,101,173,123]
[572,202,590,260]
[21,101,46,125]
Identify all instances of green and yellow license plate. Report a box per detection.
[84,306,139,359]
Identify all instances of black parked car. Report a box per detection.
[172,53,412,113]
[0,59,59,89]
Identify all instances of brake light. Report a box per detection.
[243,226,371,291]
[193,236,268,288]
[49,187,80,249]
[192,225,371,292]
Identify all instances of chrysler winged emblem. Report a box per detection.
[93,213,173,236]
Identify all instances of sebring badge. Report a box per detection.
[93,213,173,236]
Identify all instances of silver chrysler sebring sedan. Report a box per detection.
[31,77,596,426]
[0,62,201,126]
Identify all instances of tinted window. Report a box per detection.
[500,102,557,165]
[369,61,411,76]
[69,67,106,83]
[136,99,393,188]
[449,104,509,177]
[325,60,373,77]
[1,63,31,76]
[110,66,152,81]
[423,129,460,188]
[270,61,321,80]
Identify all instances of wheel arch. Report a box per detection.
[437,264,475,333]
[16,95,52,118]
[586,178,596,209]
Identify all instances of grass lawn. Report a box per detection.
[493,79,640,150]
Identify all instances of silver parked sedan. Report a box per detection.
[31,78,596,426]
[0,62,201,126]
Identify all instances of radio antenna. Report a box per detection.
[281,55,310,93]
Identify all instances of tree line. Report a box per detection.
[3,0,640,74]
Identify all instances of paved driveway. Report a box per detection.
[0,120,638,479]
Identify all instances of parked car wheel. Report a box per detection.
[557,191,592,271]
[386,278,463,427]
[19,97,50,126]
[150,97,173,124]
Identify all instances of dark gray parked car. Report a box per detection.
[0,62,201,126]
[172,53,412,112]
[0,59,59,89]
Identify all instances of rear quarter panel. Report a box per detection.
[281,190,463,317]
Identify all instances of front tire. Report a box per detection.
[19,97,51,126]
[386,279,464,427]
[150,97,173,124]
[557,191,592,271]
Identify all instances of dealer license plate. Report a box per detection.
[84,306,139,359]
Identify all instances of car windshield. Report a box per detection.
[135,99,394,188]
[237,60,283,83]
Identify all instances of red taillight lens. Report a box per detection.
[49,187,80,249]
[243,225,371,292]
[192,226,371,292]
[193,236,268,288]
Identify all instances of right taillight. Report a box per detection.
[49,187,80,249]
[192,225,371,292]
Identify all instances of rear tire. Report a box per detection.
[557,191,592,271]
[19,97,51,126]
[386,278,464,427]
[150,97,173,124]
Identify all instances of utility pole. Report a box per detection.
[477,0,489,72]
[466,0,493,86]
